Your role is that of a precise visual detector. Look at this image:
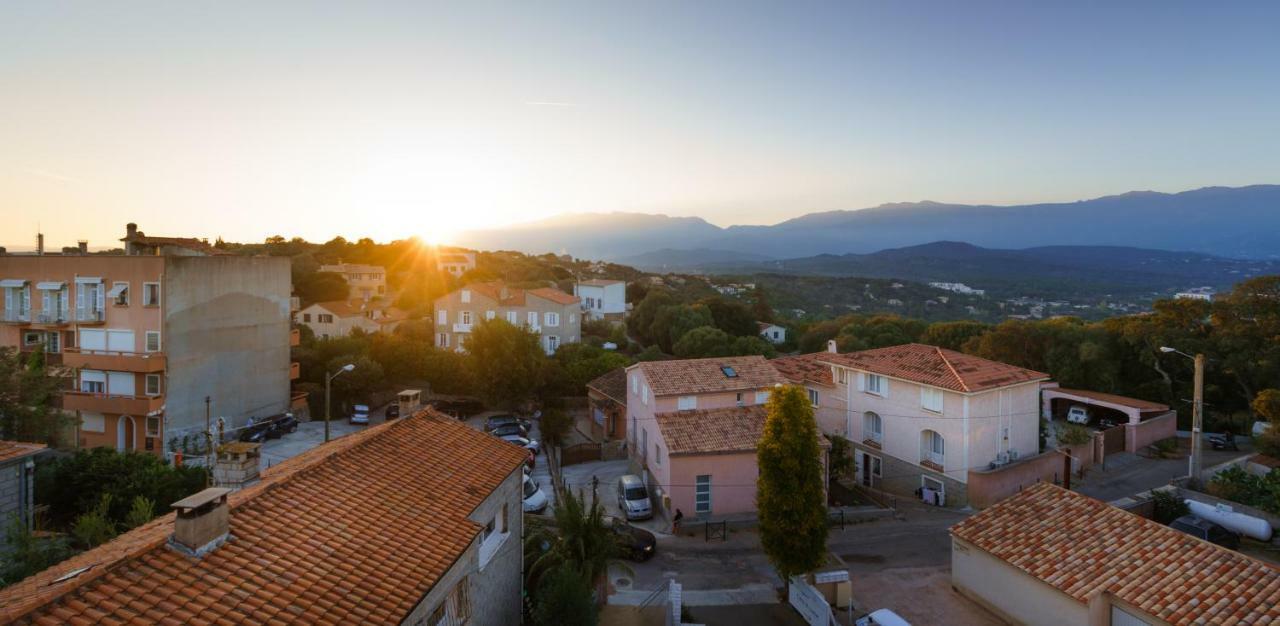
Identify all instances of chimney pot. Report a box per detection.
[37,233,44,256]
[827,339,838,353]
[170,487,232,556]
[78,240,88,254]
[126,222,138,237]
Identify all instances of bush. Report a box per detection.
[35,448,207,531]
[71,495,117,549]
[1056,423,1092,446]
[532,568,597,626]
[1151,437,1179,459]
[1150,489,1189,524]
[1206,466,1280,515]
[0,515,73,588]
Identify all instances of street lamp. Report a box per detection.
[1160,346,1205,484]
[325,363,355,443]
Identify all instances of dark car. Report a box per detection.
[385,404,401,420]
[485,414,532,433]
[490,423,530,439]
[238,420,272,443]
[606,516,656,561]
[266,413,299,438]
[1170,515,1241,550]
[433,399,486,420]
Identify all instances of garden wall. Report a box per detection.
[966,441,1096,509]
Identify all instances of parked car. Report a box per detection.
[490,423,530,439]
[1066,405,1091,425]
[604,516,656,561]
[266,413,299,438]
[523,474,549,514]
[526,449,536,470]
[855,609,912,626]
[1209,433,1239,451]
[350,404,370,425]
[238,420,271,443]
[616,474,652,521]
[485,414,532,433]
[500,434,541,455]
[433,399,486,420]
[385,404,400,420]
[1169,515,1241,550]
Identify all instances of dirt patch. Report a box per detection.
[851,565,1006,626]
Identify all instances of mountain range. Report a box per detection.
[455,185,1280,260]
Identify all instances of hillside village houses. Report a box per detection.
[0,411,530,626]
[436,248,477,277]
[294,299,408,339]
[317,261,386,301]
[757,321,786,344]
[0,223,296,458]
[574,278,627,320]
[433,281,581,354]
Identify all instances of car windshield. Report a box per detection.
[624,487,648,500]
[523,479,539,498]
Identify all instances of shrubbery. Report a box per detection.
[1206,466,1280,515]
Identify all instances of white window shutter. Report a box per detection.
[857,373,865,392]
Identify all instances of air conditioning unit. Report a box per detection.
[1008,450,1019,461]
[995,452,1010,465]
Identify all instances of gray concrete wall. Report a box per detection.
[162,256,291,446]
[401,466,524,626]
[0,457,36,546]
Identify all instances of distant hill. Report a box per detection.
[689,241,1280,299]
[614,248,775,271]
[454,185,1280,260]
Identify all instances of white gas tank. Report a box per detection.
[1186,499,1273,542]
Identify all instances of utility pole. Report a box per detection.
[325,364,355,443]
[205,396,212,487]
[1191,353,1205,486]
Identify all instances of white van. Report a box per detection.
[855,609,911,626]
[1066,405,1091,425]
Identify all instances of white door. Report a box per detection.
[106,330,135,353]
[80,329,107,352]
[108,371,135,396]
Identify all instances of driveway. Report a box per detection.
[848,565,1005,626]
[260,401,393,467]
[1074,438,1253,502]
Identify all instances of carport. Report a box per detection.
[1041,386,1177,453]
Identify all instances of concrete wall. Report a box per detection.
[1127,411,1177,453]
[966,442,1095,509]
[951,536,1089,626]
[807,383,846,438]
[0,457,36,540]
[666,451,760,517]
[163,256,291,449]
[402,467,524,626]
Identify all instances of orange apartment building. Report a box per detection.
[0,228,295,458]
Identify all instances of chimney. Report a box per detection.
[36,233,44,256]
[827,339,838,353]
[170,487,232,557]
[126,222,138,238]
[77,240,88,254]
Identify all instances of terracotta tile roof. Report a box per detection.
[308,300,401,321]
[771,353,835,387]
[0,410,528,625]
[656,404,830,456]
[121,233,229,256]
[756,321,779,332]
[458,282,578,308]
[318,263,384,274]
[527,287,580,306]
[950,483,1280,625]
[819,343,1049,393]
[1047,387,1170,412]
[586,368,628,405]
[633,355,787,396]
[0,440,45,464]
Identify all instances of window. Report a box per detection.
[807,388,820,407]
[641,428,648,460]
[485,310,495,320]
[145,331,161,352]
[755,390,769,404]
[735,392,744,407]
[461,311,472,325]
[569,314,576,324]
[653,443,662,466]
[437,333,449,348]
[865,374,885,396]
[864,412,883,445]
[677,395,697,411]
[303,313,312,323]
[142,282,161,307]
[720,366,737,378]
[642,384,650,406]
[872,456,882,477]
[436,309,447,325]
[506,311,518,324]
[695,475,712,514]
[81,412,105,433]
[111,282,130,306]
[23,331,42,346]
[318,314,334,323]
[545,335,559,353]
[921,387,944,413]
[145,374,161,396]
[921,430,945,467]
[478,505,508,568]
[146,415,161,437]
[527,311,538,327]
[836,368,848,385]
[545,312,560,327]
[460,290,471,303]
[457,334,467,350]
[630,374,638,394]
[427,576,472,626]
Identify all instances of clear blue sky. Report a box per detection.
[2,1,1277,247]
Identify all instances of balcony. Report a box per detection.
[290,362,300,380]
[290,328,301,346]
[63,390,164,415]
[452,323,473,333]
[2,310,31,324]
[74,309,106,324]
[30,311,71,327]
[62,349,166,373]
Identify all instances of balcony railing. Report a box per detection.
[33,311,71,325]
[62,348,166,373]
[452,323,473,333]
[2,310,31,323]
[75,309,105,323]
[62,390,164,415]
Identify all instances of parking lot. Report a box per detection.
[259,401,394,467]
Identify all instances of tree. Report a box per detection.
[294,271,350,304]
[325,355,385,409]
[549,344,632,395]
[673,326,732,358]
[532,568,597,626]
[699,296,759,337]
[827,435,855,483]
[71,494,117,549]
[836,315,926,352]
[756,385,827,594]
[124,496,156,530]
[650,304,713,353]
[523,486,621,602]
[539,408,574,452]
[467,319,546,409]
[0,347,73,445]
[627,290,674,346]
[35,447,207,530]
[922,321,990,351]
[750,286,775,323]
[1252,389,1280,456]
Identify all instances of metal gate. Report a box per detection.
[1103,423,1126,455]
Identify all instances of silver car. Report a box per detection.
[616,474,652,520]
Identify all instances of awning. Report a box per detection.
[36,281,66,290]
[0,279,27,288]
[106,283,128,298]
[74,276,102,284]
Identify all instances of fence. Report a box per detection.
[561,442,605,466]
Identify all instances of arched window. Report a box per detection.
[863,411,883,444]
[921,430,945,467]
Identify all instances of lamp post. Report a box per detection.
[325,364,355,443]
[1160,347,1205,484]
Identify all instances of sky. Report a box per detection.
[2,1,1279,249]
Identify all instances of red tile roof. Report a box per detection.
[1047,387,1170,412]
[586,368,628,405]
[527,287,580,306]
[771,353,835,387]
[0,440,45,464]
[0,410,528,625]
[951,483,1280,625]
[820,343,1049,393]
[655,404,830,456]
[633,355,787,396]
